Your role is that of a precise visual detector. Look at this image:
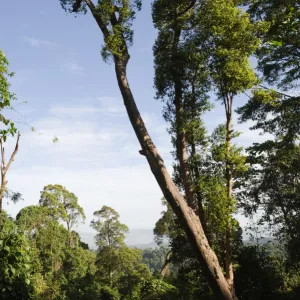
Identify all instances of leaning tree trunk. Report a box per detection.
[80,2,237,298]
[114,56,236,300]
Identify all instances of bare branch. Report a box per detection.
[4,132,21,175]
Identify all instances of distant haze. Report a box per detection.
[79,228,155,250]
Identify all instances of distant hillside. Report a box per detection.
[130,241,158,250]
[79,228,155,250]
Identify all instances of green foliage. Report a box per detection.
[141,278,178,300]
[0,231,33,299]
[91,205,128,250]
[59,0,142,61]
[234,244,300,300]
[142,246,170,274]
[237,92,300,143]
[211,124,248,176]
[90,206,152,298]
[99,286,120,300]
[195,0,265,97]
[39,184,85,232]
[153,0,212,148]
[237,91,300,265]
[246,0,300,89]
[0,49,17,139]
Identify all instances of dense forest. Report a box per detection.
[1,0,300,299]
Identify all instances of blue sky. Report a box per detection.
[0,0,268,241]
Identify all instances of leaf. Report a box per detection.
[53,136,59,143]
[269,40,283,47]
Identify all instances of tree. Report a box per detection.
[0,132,20,227]
[0,231,34,299]
[0,50,18,137]
[17,205,71,298]
[141,278,178,300]
[39,184,85,244]
[245,0,300,90]
[91,206,128,250]
[152,0,263,294]
[91,206,150,297]
[191,0,265,288]
[234,245,286,300]
[142,246,170,275]
[91,205,128,287]
[0,49,19,229]
[237,92,300,264]
[57,0,240,298]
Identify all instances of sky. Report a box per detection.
[0,0,269,244]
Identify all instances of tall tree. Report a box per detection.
[0,132,20,227]
[91,205,128,288]
[91,205,150,296]
[58,1,238,298]
[91,205,128,251]
[153,0,263,293]
[237,1,300,265]
[192,0,264,287]
[0,49,19,228]
[153,0,211,224]
[39,184,85,243]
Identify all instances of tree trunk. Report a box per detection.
[113,56,237,300]
[160,250,172,277]
[0,133,20,231]
[83,2,237,297]
[224,95,234,289]
[171,28,209,241]
[190,138,211,244]
[0,169,7,229]
[172,29,197,212]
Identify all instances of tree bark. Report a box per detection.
[160,250,172,278]
[113,56,236,300]
[172,28,198,212]
[0,132,20,230]
[224,94,234,289]
[83,2,237,299]
[171,27,209,242]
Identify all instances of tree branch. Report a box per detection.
[73,0,83,12]
[177,0,196,17]
[4,132,20,175]
[0,139,4,173]
[85,0,111,39]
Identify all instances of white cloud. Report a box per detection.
[5,160,166,233]
[0,98,178,235]
[61,61,86,76]
[49,97,126,117]
[23,36,57,49]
